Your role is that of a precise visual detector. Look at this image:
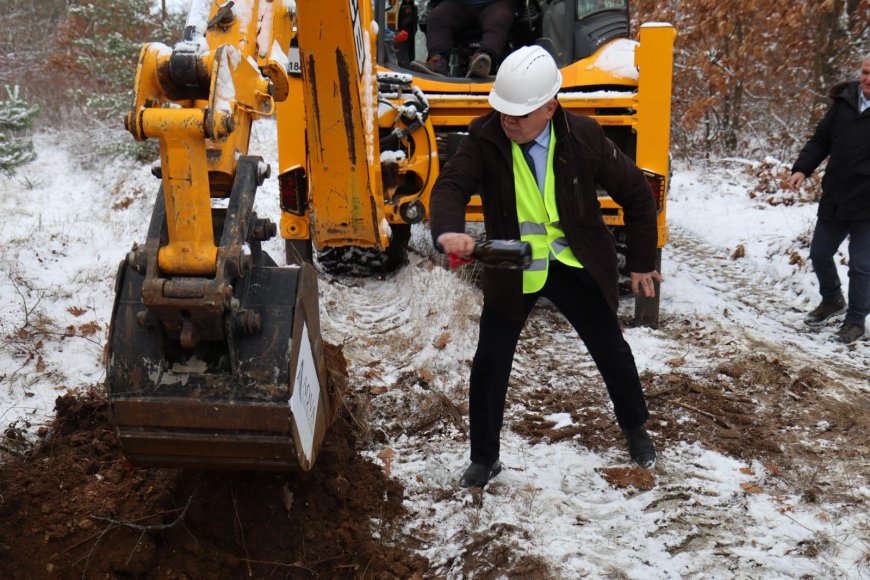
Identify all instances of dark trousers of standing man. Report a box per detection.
[809,217,870,327]
[468,261,650,465]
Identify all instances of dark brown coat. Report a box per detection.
[429,105,658,323]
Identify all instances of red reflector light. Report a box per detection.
[643,172,665,212]
[279,168,308,215]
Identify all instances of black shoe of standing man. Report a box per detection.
[459,460,502,488]
[833,322,865,343]
[804,295,846,327]
[623,426,657,469]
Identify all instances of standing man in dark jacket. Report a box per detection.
[430,45,662,488]
[788,55,870,344]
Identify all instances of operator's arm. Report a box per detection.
[429,132,484,256]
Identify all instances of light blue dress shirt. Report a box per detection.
[524,122,551,194]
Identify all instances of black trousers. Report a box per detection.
[468,262,650,464]
[425,0,514,60]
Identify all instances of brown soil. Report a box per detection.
[2,308,869,578]
[0,344,428,580]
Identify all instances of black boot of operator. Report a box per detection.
[409,53,449,76]
[804,295,846,327]
[623,426,657,469]
[466,51,492,78]
[459,460,502,488]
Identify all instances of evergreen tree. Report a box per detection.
[0,85,39,176]
[57,0,183,160]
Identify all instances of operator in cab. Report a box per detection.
[410,0,514,78]
[429,45,662,488]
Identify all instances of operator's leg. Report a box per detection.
[809,217,849,303]
[542,263,649,430]
[469,299,535,465]
[476,0,515,61]
[845,220,870,327]
[425,0,476,57]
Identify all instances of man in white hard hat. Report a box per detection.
[430,45,663,488]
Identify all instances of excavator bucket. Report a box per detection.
[106,158,331,471]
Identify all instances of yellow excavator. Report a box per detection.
[107,0,675,471]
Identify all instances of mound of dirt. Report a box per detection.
[0,345,427,579]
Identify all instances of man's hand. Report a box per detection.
[436,232,476,257]
[630,270,663,298]
[786,171,806,190]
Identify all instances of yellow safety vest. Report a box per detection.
[512,129,583,294]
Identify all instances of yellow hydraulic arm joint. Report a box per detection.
[139,107,217,275]
[124,0,293,276]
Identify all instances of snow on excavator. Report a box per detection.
[107,0,674,471]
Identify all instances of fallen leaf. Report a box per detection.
[740,483,763,494]
[378,447,395,476]
[67,306,87,317]
[762,462,782,477]
[739,467,755,475]
[433,333,451,350]
[78,322,101,337]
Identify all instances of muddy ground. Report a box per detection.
[1,308,869,578]
[0,345,428,579]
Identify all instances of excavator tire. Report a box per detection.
[316,223,411,276]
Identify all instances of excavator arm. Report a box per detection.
[107,0,333,471]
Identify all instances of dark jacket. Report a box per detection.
[430,105,658,323]
[792,81,870,221]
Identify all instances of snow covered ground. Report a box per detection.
[1,124,868,577]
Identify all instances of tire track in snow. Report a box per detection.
[665,226,868,389]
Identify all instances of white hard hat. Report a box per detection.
[488,45,562,116]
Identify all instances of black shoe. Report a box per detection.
[409,54,448,76]
[833,322,865,344]
[804,296,846,327]
[459,460,502,488]
[466,51,492,78]
[623,426,656,469]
